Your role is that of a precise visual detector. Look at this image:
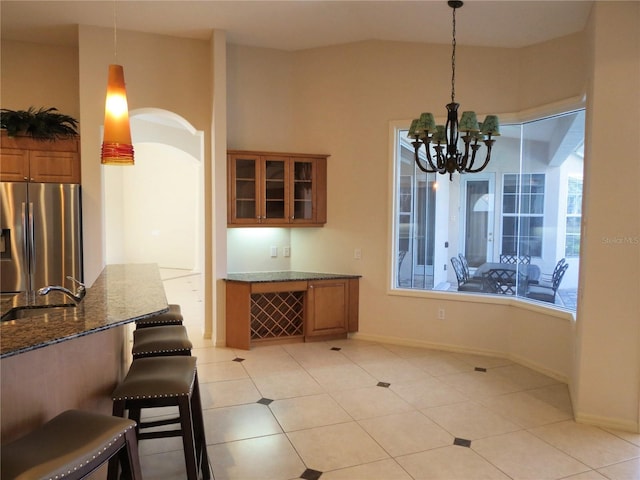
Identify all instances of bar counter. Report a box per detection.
[1,263,169,358]
[1,263,168,444]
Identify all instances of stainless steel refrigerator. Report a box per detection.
[0,182,83,294]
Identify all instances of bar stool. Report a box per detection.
[135,303,183,328]
[132,324,193,359]
[109,356,210,480]
[1,409,141,480]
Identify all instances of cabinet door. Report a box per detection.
[0,148,29,182]
[228,153,261,225]
[306,280,348,337]
[291,156,327,225]
[30,150,80,183]
[261,156,290,224]
[290,158,315,224]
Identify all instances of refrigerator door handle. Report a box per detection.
[21,202,29,270]
[28,202,36,280]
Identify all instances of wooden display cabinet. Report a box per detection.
[227,150,327,227]
[225,276,359,349]
[0,132,81,184]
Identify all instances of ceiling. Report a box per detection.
[1,0,593,51]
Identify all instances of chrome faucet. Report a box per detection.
[38,276,87,303]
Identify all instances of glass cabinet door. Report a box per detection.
[230,155,259,223]
[291,159,314,222]
[262,156,288,223]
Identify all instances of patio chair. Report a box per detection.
[458,254,473,281]
[499,254,531,265]
[529,258,566,286]
[526,263,569,303]
[451,257,484,292]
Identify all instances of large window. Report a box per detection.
[392,109,585,311]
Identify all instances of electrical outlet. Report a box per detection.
[270,246,278,257]
[354,248,362,259]
[283,246,291,257]
[438,308,446,320]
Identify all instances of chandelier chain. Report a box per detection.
[451,5,457,104]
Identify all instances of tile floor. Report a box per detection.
[137,269,639,480]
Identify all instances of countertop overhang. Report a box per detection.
[0,264,169,358]
[225,271,361,283]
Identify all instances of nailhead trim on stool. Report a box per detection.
[1,410,141,480]
[135,304,183,328]
[109,356,210,480]
[132,324,193,358]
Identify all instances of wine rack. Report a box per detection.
[250,291,305,341]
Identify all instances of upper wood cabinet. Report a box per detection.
[0,133,81,184]
[227,150,327,227]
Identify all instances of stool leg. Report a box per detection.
[108,399,128,480]
[178,396,198,480]
[128,406,142,435]
[121,427,143,480]
[191,373,211,479]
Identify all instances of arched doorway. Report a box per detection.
[103,108,205,332]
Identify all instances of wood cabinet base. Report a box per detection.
[225,278,359,349]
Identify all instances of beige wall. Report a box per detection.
[575,1,640,432]
[0,39,80,119]
[2,2,638,432]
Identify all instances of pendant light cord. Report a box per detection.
[451,5,457,104]
[113,1,118,60]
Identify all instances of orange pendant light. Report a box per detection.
[101,64,134,165]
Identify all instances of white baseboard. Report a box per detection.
[574,412,639,434]
[350,332,568,383]
[350,332,508,360]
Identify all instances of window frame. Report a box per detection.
[388,101,585,313]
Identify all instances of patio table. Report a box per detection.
[474,262,540,282]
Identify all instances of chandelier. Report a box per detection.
[408,0,500,181]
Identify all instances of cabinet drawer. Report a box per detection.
[251,281,308,294]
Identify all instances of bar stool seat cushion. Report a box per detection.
[132,325,192,358]
[1,410,137,480]
[135,304,183,328]
[113,356,197,400]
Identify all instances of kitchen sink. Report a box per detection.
[1,304,77,322]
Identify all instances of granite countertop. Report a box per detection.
[225,271,361,283]
[0,264,169,358]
